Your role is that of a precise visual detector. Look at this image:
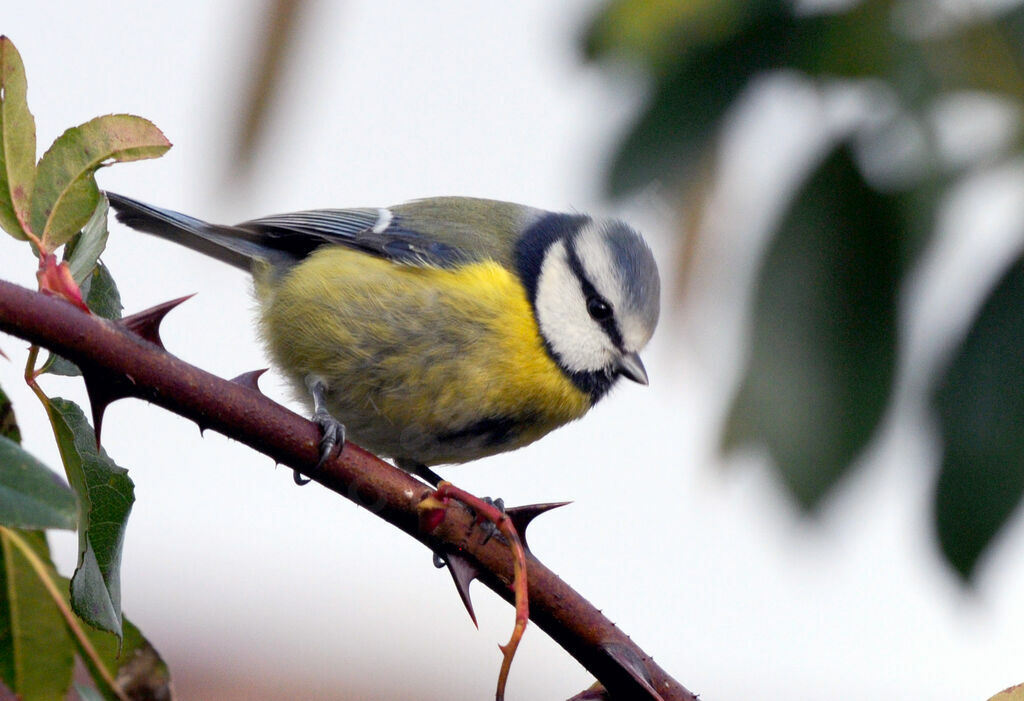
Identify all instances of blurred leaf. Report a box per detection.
[0,36,36,241]
[0,387,20,444]
[932,255,1024,580]
[790,0,897,80]
[601,7,795,196]
[47,398,134,639]
[0,529,75,701]
[584,0,760,71]
[31,114,169,251]
[988,683,1024,701]
[915,6,1024,100]
[724,145,901,508]
[0,436,76,530]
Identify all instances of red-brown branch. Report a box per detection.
[0,278,697,701]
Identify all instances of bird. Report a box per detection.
[105,193,660,485]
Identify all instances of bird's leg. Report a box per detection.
[396,457,444,487]
[294,374,346,485]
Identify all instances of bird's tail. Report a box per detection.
[105,192,284,271]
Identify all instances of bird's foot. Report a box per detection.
[294,375,347,486]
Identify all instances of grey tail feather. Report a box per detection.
[105,192,277,271]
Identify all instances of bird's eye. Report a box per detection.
[586,295,612,321]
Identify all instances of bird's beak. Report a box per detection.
[617,352,649,385]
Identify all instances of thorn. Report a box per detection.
[119,294,194,347]
[231,368,268,392]
[81,366,133,447]
[439,552,482,628]
[504,501,571,551]
[600,642,661,700]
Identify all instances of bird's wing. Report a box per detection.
[239,207,474,268]
[241,197,543,269]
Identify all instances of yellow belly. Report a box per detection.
[255,247,591,464]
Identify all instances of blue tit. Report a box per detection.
[106,193,660,484]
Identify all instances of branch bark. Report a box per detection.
[0,278,697,701]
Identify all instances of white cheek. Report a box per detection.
[574,222,656,353]
[534,241,615,374]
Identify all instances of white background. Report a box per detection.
[2,2,1024,699]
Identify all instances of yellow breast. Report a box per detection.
[255,247,591,463]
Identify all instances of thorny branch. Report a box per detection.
[0,278,697,701]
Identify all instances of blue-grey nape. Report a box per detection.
[598,220,661,330]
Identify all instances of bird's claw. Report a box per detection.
[292,414,345,485]
[477,496,505,545]
[293,373,346,486]
[313,409,346,468]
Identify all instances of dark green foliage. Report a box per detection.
[587,0,1024,578]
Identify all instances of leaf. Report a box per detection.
[788,0,898,80]
[0,386,20,444]
[932,255,1024,580]
[584,0,755,72]
[0,529,75,701]
[36,252,88,311]
[65,197,109,285]
[0,527,170,701]
[43,259,123,377]
[83,260,122,322]
[0,36,36,240]
[724,145,901,508]
[78,607,172,701]
[0,436,76,530]
[47,398,134,639]
[601,8,796,197]
[988,683,1024,701]
[32,114,169,251]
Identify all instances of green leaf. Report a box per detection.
[724,145,901,508]
[584,0,757,72]
[0,36,36,240]
[44,201,121,375]
[0,436,76,530]
[788,0,898,80]
[83,260,122,321]
[47,398,134,639]
[915,6,1024,99]
[0,527,169,701]
[0,386,20,444]
[78,606,172,701]
[65,197,109,285]
[43,258,123,376]
[0,529,75,701]
[603,8,795,197]
[932,256,1024,580]
[31,114,169,250]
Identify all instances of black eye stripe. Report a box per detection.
[566,236,624,350]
